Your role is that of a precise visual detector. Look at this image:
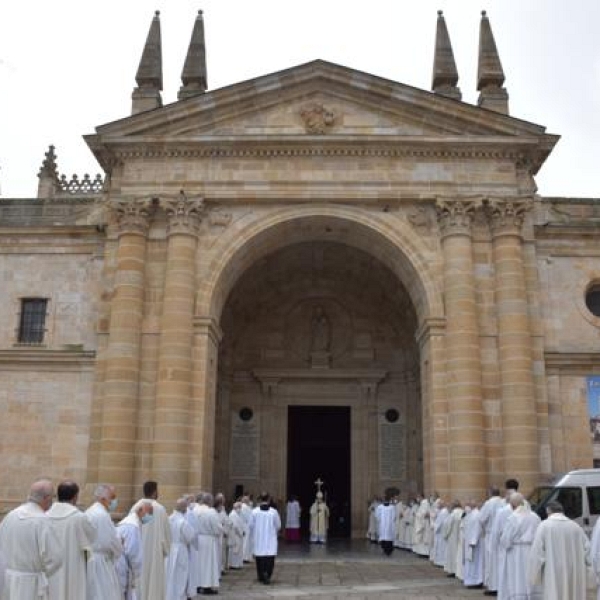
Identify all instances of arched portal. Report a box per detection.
[188,206,446,537]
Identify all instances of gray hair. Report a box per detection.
[509,492,525,508]
[175,498,188,513]
[94,484,114,501]
[28,479,53,505]
[201,492,214,507]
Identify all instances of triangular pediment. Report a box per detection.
[87,60,557,171]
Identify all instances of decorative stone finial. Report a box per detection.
[432,10,461,100]
[37,145,60,199]
[131,11,163,114]
[178,9,208,100]
[477,10,509,114]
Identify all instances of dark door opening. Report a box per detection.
[287,405,351,538]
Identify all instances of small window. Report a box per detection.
[587,487,600,515]
[586,284,600,317]
[18,298,48,344]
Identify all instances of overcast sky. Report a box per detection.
[1,0,598,198]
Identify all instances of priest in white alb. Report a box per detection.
[462,500,484,589]
[443,500,463,577]
[528,500,590,600]
[46,480,96,600]
[228,502,246,569]
[499,492,541,600]
[412,495,430,556]
[116,501,153,599]
[194,492,223,595]
[479,486,505,593]
[86,483,123,600]
[131,481,171,600]
[166,498,196,600]
[0,479,62,599]
[375,491,397,556]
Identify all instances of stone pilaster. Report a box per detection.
[189,316,222,490]
[436,199,487,498]
[486,198,538,490]
[152,195,204,503]
[98,198,154,503]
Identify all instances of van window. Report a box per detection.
[588,487,600,514]
[544,487,582,519]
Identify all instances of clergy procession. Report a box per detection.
[368,478,598,599]
[0,478,281,599]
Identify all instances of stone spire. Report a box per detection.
[178,10,208,100]
[37,145,59,199]
[477,10,509,114]
[431,10,461,101]
[131,11,163,115]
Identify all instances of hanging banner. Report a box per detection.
[587,376,600,443]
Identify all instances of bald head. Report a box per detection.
[28,479,54,511]
[175,498,188,514]
[509,492,525,509]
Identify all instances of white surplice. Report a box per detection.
[591,516,600,600]
[285,500,301,529]
[499,505,541,600]
[46,502,96,600]
[368,500,380,541]
[528,512,590,600]
[227,509,245,569]
[251,506,281,556]
[375,503,396,542]
[479,495,505,591]
[185,503,201,597]
[131,499,171,600]
[195,505,223,590]
[240,502,254,562]
[85,501,123,600]
[433,506,449,567]
[491,503,513,595]
[116,512,143,600]
[165,511,195,600]
[413,499,430,556]
[462,507,484,587]
[443,507,464,575]
[0,502,62,599]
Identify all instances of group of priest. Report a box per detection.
[0,478,279,599]
[368,478,593,599]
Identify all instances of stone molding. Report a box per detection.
[0,348,96,370]
[160,193,205,236]
[108,197,155,236]
[193,316,223,345]
[415,317,446,349]
[544,351,600,374]
[435,198,481,237]
[485,197,532,237]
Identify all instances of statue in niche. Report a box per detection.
[310,305,331,368]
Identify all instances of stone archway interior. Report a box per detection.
[214,241,421,537]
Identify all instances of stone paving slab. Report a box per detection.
[216,541,597,599]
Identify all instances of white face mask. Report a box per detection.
[108,498,118,512]
[141,514,154,525]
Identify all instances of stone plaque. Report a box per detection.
[230,411,260,479]
[379,415,404,480]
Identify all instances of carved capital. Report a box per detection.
[160,192,206,236]
[109,197,155,236]
[485,197,532,237]
[435,199,480,237]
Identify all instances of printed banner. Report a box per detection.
[587,376,600,442]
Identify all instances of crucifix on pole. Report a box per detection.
[314,477,324,493]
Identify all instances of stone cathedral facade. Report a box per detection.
[0,10,598,535]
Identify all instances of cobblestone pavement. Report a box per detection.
[217,539,596,599]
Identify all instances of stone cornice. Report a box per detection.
[0,348,96,370]
[545,352,600,374]
[91,135,547,166]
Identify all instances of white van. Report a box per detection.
[530,469,600,536]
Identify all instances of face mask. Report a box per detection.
[141,514,154,525]
[108,498,118,512]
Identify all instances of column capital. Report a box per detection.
[160,192,206,236]
[435,198,481,238]
[485,196,533,237]
[109,197,156,236]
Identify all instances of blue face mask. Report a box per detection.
[141,514,154,525]
[108,498,118,513]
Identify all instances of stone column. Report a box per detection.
[486,198,538,490]
[436,199,486,497]
[152,195,204,503]
[189,317,222,489]
[98,198,154,502]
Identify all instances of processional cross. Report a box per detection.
[314,477,324,493]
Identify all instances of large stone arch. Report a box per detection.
[186,204,450,514]
[196,204,444,324]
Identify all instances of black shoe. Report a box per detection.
[483,592,498,597]
[467,583,484,589]
[446,573,455,578]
